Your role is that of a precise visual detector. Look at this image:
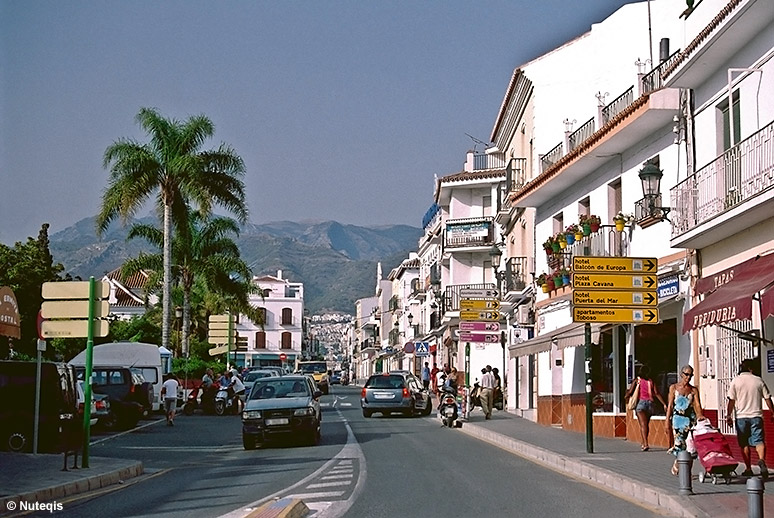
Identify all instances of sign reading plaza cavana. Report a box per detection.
[571,256,659,325]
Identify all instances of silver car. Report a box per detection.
[360,373,432,418]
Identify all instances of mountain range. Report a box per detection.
[48,217,423,314]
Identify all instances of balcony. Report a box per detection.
[503,257,530,296]
[472,152,507,171]
[442,283,499,313]
[670,119,774,249]
[444,217,495,249]
[498,157,528,212]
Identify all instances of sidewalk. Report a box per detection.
[460,407,773,518]
[0,452,143,516]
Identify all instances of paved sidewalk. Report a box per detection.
[0,452,143,516]
[460,407,773,518]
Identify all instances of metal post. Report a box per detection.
[747,476,764,518]
[465,342,470,387]
[585,323,594,453]
[33,345,42,454]
[82,276,96,468]
[678,450,693,495]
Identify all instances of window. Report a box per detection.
[281,332,292,349]
[578,197,590,220]
[552,213,564,235]
[255,331,266,349]
[718,90,741,152]
[256,307,267,326]
[608,178,621,223]
[281,308,293,326]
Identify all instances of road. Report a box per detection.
[57,385,667,518]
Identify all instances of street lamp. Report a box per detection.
[635,160,671,225]
[489,243,504,291]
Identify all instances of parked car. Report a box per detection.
[361,372,432,418]
[0,361,78,453]
[242,369,278,399]
[76,367,152,430]
[241,375,322,450]
[76,380,98,427]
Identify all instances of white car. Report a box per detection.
[76,381,98,427]
[242,369,278,398]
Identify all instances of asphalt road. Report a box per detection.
[54,385,667,518]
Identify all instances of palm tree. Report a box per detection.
[97,107,248,351]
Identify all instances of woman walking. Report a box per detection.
[625,365,667,451]
[666,365,705,475]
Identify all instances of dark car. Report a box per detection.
[330,370,342,385]
[241,375,322,450]
[361,373,432,417]
[0,361,78,453]
[76,367,152,430]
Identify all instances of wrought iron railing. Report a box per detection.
[499,157,528,211]
[473,152,507,170]
[541,142,563,172]
[601,86,634,126]
[670,119,774,238]
[443,283,499,313]
[504,257,529,293]
[444,216,495,248]
[568,117,595,152]
[640,50,680,94]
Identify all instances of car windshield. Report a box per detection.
[244,371,272,382]
[298,363,327,374]
[366,375,405,389]
[250,379,309,400]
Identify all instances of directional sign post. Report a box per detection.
[573,290,657,307]
[573,307,659,323]
[459,288,499,299]
[573,256,657,273]
[208,314,236,365]
[459,322,500,332]
[572,273,657,290]
[459,299,500,310]
[459,332,500,343]
[460,310,500,321]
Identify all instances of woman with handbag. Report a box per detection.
[626,365,668,452]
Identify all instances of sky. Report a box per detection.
[0,0,635,245]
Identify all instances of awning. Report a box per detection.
[509,322,601,357]
[683,253,774,333]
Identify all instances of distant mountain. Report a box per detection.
[48,217,422,314]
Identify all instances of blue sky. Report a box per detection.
[0,0,634,245]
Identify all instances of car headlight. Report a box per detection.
[243,410,262,419]
[294,407,315,416]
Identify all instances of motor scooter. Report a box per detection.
[438,385,459,428]
[214,385,241,416]
[183,383,218,415]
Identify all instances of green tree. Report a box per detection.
[97,107,248,352]
[0,224,69,358]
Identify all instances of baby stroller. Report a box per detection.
[693,419,738,484]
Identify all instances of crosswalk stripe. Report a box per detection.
[320,474,353,480]
[284,491,344,500]
[306,480,352,489]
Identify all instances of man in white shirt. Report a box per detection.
[480,366,497,420]
[227,371,246,412]
[161,374,180,426]
[726,358,774,478]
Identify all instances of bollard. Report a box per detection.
[747,476,764,518]
[678,450,693,495]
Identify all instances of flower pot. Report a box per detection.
[574,232,583,241]
[544,247,553,256]
[559,240,566,249]
[541,284,549,293]
[546,279,555,291]
[582,224,591,236]
[590,223,600,233]
[566,233,575,245]
[615,220,625,231]
[554,276,563,288]
[551,242,561,253]
[562,274,571,285]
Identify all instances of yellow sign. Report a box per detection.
[41,319,109,338]
[459,299,500,310]
[572,307,659,324]
[572,273,657,290]
[41,300,111,319]
[573,290,657,307]
[460,310,500,321]
[572,256,657,273]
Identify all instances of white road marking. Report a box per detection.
[284,491,345,500]
[306,480,351,489]
[89,418,165,445]
[320,474,353,480]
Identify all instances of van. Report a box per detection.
[70,342,163,412]
[0,361,78,452]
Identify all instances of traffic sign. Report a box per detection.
[41,300,111,319]
[40,319,109,338]
[208,345,229,356]
[572,290,657,307]
[459,299,500,310]
[572,273,657,290]
[459,332,500,343]
[460,288,499,299]
[459,321,500,332]
[572,257,657,273]
[414,342,430,357]
[42,281,110,300]
[207,321,234,330]
[209,314,236,323]
[460,310,500,321]
[572,307,659,324]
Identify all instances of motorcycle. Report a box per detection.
[468,381,482,413]
[183,383,218,415]
[438,385,459,428]
[214,385,242,416]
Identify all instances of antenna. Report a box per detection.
[465,133,490,152]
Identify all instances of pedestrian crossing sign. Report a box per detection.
[415,341,429,357]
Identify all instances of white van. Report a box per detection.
[70,342,163,412]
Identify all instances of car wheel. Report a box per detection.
[422,401,433,416]
[183,402,195,416]
[99,410,119,430]
[214,400,225,416]
[243,434,256,450]
[362,409,372,418]
[305,426,321,446]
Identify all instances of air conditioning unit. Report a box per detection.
[517,305,534,325]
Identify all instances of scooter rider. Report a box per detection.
[226,371,246,412]
[201,368,217,409]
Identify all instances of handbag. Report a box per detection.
[626,379,640,411]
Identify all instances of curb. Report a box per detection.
[244,498,308,518]
[460,422,709,518]
[0,461,144,516]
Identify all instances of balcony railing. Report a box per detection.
[504,257,530,294]
[601,86,634,126]
[541,142,563,172]
[499,157,528,211]
[640,50,680,95]
[473,152,507,170]
[568,117,595,152]
[443,283,498,313]
[670,119,774,238]
[444,216,495,248]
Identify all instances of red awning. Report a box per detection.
[683,254,774,333]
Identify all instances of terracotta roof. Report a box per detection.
[663,0,743,79]
[105,267,148,308]
[440,169,506,183]
[106,267,149,289]
[511,94,649,204]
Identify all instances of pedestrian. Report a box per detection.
[435,367,445,396]
[625,365,667,452]
[444,367,459,392]
[492,367,502,411]
[421,362,431,390]
[666,364,705,475]
[480,366,496,419]
[430,363,440,394]
[226,371,246,412]
[161,373,180,426]
[726,358,774,479]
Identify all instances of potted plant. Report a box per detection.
[543,236,556,255]
[552,268,563,288]
[565,223,579,245]
[560,266,571,285]
[613,212,633,231]
[536,272,549,293]
[580,214,601,234]
[556,232,567,249]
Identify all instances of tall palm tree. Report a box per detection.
[97,107,248,351]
